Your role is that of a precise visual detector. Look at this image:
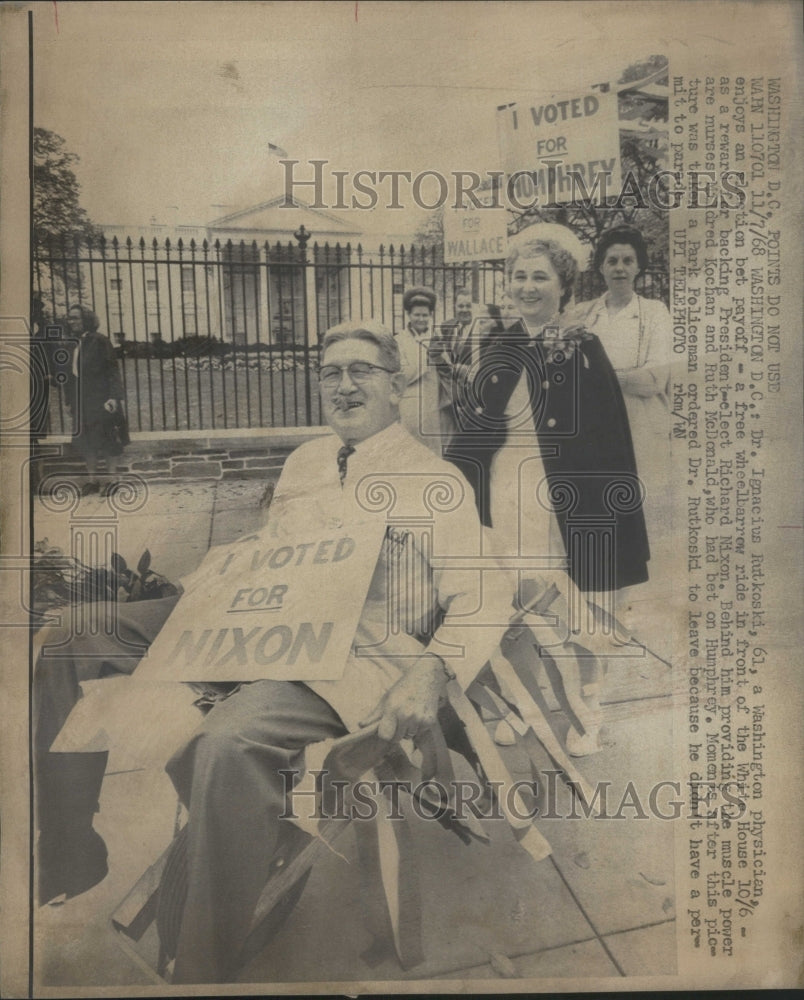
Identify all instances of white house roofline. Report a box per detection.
[207,195,359,233]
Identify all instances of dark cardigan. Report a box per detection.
[443,318,650,592]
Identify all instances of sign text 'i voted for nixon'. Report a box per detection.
[133,525,386,683]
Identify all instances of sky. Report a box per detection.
[30,1,770,239]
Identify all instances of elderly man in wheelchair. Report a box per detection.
[35,319,607,984]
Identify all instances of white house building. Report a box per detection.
[90,197,363,348]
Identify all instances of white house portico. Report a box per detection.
[95,197,362,347]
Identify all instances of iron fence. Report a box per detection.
[33,235,668,434]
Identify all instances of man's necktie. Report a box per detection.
[337,444,355,485]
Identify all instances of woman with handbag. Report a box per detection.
[66,304,130,497]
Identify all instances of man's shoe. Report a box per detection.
[565,725,602,758]
[493,719,517,746]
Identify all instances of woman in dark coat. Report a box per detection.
[444,224,651,755]
[66,304,129,496]
[444,224,650,596]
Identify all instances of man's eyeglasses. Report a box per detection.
[318,362,396,386]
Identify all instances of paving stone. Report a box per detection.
[34,482,216,584]
[212,479,272,512]
[228,447,275,458]
[168,460,221,478]
[130,459,170,471]
[511,936,621,979]
[603,920,678,976]
[242,756,591,983]
[222,467,273,480]
[532,701,677,937]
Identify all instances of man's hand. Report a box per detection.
[103,398,118,413]
[359,654,449,742]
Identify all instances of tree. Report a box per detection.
[618,54,669,86]
[33,128,100,246]
[33,128,102,302]
[412,207,445,253]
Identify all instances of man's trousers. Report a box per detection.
[34,597,348,982]
[165,679,347,983]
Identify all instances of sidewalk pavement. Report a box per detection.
[33,477,678,988]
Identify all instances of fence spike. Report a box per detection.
[32,236,667,435]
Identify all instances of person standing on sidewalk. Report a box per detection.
[395,286,454,454]
[572,225,674,634]
[439,286,474,366]
[66,304,129,497]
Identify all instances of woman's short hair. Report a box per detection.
[505,238,579,313]
[593,225,650,273]
[321,321,401,373]
[68,304,100,333]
